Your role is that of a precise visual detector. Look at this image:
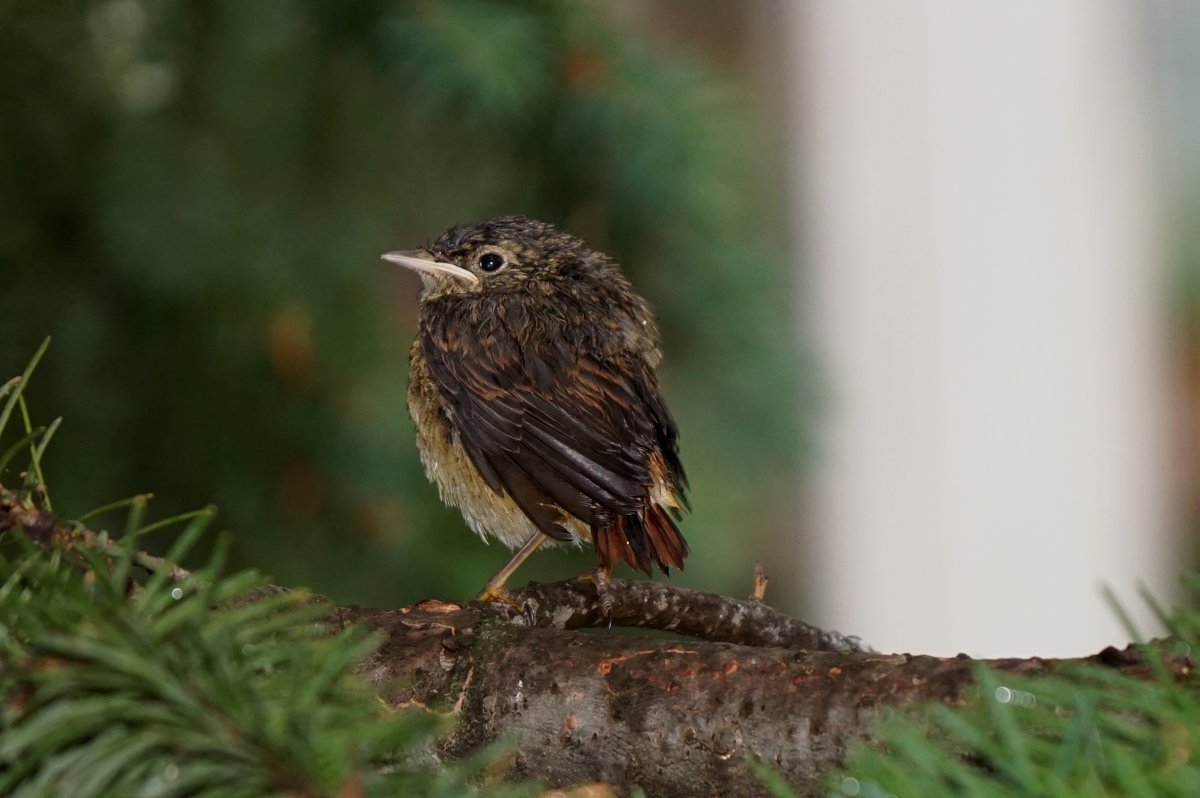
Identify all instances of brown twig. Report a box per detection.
[0,487,194,581]
[749,562,768,602]
[496,575,869,654]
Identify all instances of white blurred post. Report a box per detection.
[784,2,1172,656]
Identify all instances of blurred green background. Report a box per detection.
[0,0,811,606]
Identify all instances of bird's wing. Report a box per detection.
[419,313,687,571]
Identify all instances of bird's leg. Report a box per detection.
[477,532,547,603]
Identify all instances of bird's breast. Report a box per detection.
[406,340,588,549]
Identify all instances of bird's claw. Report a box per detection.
[576,568,615,628]
[522,597,539,627]
[475,586,539,626]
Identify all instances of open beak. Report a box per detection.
[381,250,480,286]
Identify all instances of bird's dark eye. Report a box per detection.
[478,253,505,273]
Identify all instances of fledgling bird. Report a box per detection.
[383,215,689,601]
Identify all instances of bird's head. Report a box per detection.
[383,215,606,301]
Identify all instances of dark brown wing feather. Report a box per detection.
[420,306,688,575]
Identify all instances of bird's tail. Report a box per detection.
[594,502,689,576]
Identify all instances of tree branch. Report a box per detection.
[332,579,1187,798]
[3,492,1189,797]
[500,576,868,653]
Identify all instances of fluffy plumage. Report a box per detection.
[400,216,689,577]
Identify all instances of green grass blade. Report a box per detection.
[0,426,46,474]
[0,337,49,441]
[23,410,60,510]
[77,493,156,523]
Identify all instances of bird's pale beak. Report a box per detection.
[381,250,480,285]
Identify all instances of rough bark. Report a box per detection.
[2,491,1185,798]
[330,578,1177,798]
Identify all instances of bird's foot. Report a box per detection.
[475,584,539,626]
[475,583,524,613]
[576,567,615,627]
[475,584,513,604]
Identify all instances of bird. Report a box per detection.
[383,215,689,602]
